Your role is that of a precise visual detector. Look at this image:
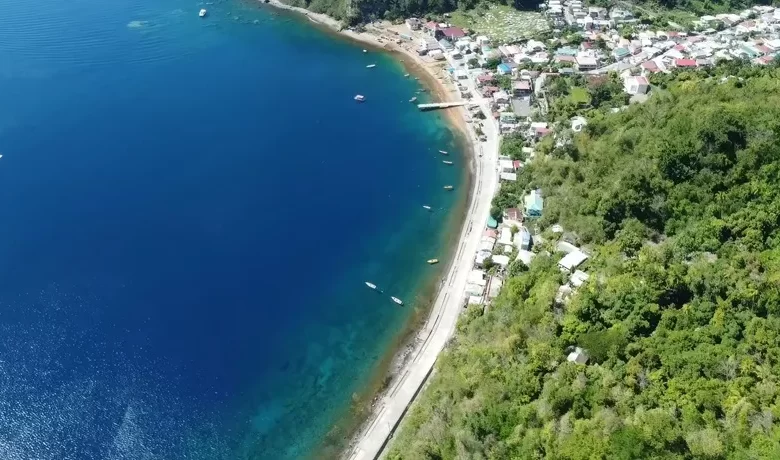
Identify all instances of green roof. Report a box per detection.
[487,216,498,229]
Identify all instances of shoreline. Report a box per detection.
[262,3,496,459]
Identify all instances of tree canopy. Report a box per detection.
[386,65,780,459]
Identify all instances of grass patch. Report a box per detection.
[449,4,549,43]
[570,87,591,105]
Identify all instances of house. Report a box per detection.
[571,116,588,132]
[405,18,422,31]
[567,347,589,364]
[576,55,599,71]
[497,63,512,75]
[468,269,487,287]
[612,47,631,60]
[641,60,661,73]
[442,27,466,41]
[487,277,503,299]
[570,270,590,288]
[516,249,535,266]
[500,172,518,182]
[512,80,532,97]
[499,227,513,246]
[674,58,698,68]
[624,75,649,95]
[514,227,532,250]
[503,208,520,223]
[493,90,510,104]
[424,21,439,36]
[475,250,492,266]
[499,158,515,172]
[558,250,588,272]
[492,254,510,268]
[524,189,544,217]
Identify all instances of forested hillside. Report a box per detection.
[386,65,780,459]
[282,0,538,24]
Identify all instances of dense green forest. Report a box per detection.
[386,64,780,459]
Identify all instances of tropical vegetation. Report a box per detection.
[386,63,780,459]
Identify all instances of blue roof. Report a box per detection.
[487,216,498,229]
[497,63,511,73]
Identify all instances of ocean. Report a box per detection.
[0,0,465,458]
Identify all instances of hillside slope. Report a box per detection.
[387,64,780,459]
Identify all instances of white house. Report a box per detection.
[559,250,589,272]
[567,347,589,364]
[624,75,649,95]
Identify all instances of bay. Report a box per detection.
[0,0,465,458]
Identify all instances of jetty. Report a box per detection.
[417,101,469,111]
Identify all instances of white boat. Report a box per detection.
[199,8,207,17]
[443,185,454,190]
[422,205,431,210]
[363,49,367,53]
[391,296,404,306]
[404,73,410,77]
[365,282,377,290]
[366,64,376,68]
[439,150,448,155]
[427,259,439,264]
[442,160,453,165]
[354,94,365,102]
[409,97,417,103]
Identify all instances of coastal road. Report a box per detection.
[347,73,500,460]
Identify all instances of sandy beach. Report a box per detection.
[264,3,500,458]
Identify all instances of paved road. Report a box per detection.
[346,73,500,460]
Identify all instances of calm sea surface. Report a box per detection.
[0,0,464,458]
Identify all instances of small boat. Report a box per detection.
[391,296,404,306]
[409,97,417,103]
[427,259,439,264]
[404,73,410,77]
[362,49,367,53]
[422,205,432,210]
[354,94,365,102]
[442,160,453,165]
[199,8,207,17]
[365,282,377,290]
[366,64,376,68]
[439,150,448,155]
[443,185,454,190]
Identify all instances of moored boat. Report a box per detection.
[443,185,454,190]
[409,97,417,103]
[442,160,453,165]
[354,94,365,102]
[439,150,448,155]
[366,64,376,68]
[404,73,410,77]
[427,259,439,264]
[422,205,431,210]
[199,8,207,17]
[365,281,377,290]
[391,296,404,306]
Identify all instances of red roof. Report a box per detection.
[634,75,649,85]
[513,160,522,169]
[425,21,438,30]
[673,44,685,51]
[442,27,465,39]
[535,127,551,136]
[641,60,659,72]
[505,208,521,221]
[581,41,593,49]
[756,44,772,54]
[759,55,774,64]
[483,229,498,238]
[477,74,494,82]
[675,58,697,68]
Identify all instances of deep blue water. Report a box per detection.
[0,0,464,458]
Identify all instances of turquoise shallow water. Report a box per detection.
[0,0,465,458]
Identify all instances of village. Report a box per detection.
[351,1,780,367]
